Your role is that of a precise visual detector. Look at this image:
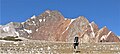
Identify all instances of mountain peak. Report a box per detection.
[100,26,108,31]
[1,10,119,43]
[30,15,36,19]
[45,10,51,13]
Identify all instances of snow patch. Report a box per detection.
[3,26,9,32]
[91,32,95,37]
[39,19,42,22]
[47,46,51,50]
[71,19,76,23]
[14,31,19,36]
[36,29,38,31]
[31,15,36,19]
[45,10,50,14]
[100,35,106,40]
[64,18,68,20]
[21,22,25,25]
[100,31,112,40]
[62,19,75,34]
[43,19,46,22]
[107,31,112,36]
[26,19,30,22]
[0,25,2,27]
[89,23,95,37]
[89,23,94,31]
[32,21,36,25]
[24,29,32,34]
[32,21,35,24]
[106,31,112,38]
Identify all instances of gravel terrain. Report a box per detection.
[0,40,120,54]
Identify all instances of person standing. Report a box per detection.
[73,37,79,52]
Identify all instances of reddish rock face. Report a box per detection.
[17,10,120,43]
[106,32,120,42]
[30,10,66,41]
[95,26,110,42]
[79,22,99,43]
[95,26,120,43]
[62,16,90,42]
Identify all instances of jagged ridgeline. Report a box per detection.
[0,10,120,43]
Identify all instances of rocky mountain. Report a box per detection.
[0,22,21,37]
[0,10,120,43]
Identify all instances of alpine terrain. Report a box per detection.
[0,10,120,54]
[1,10,119,43]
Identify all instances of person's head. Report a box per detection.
[74,37,79,42]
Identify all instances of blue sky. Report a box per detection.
[0,0,120,35]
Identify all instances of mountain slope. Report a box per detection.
[0,10,120,43]
[0,22,21,37]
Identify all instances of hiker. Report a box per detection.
[73,37,79,50]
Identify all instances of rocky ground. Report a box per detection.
[0,40,120,54]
